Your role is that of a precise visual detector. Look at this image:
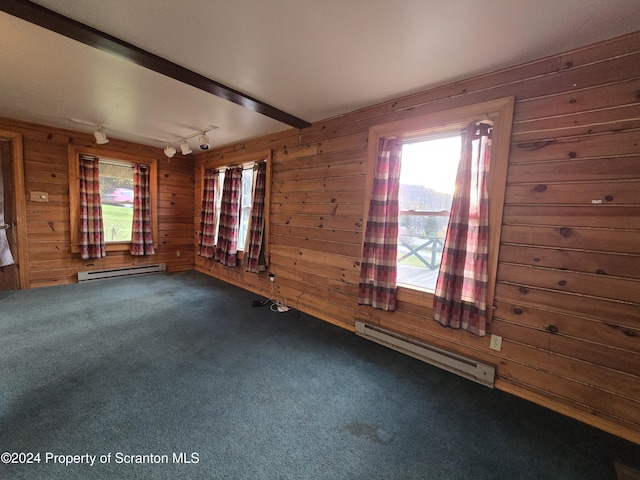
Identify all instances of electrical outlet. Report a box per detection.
[176,250,181,257]
[489,334,503,351]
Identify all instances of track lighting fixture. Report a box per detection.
[198,134,210,150]
[162,125,217,158]
[93,128,109,144]
[70,119,111,144]
[180,141,192,155]
[164,145,176,158]
[70,118,218,159]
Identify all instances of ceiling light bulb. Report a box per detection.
[94,129,109,144]
[199,134,210,150]
[180,141,192,155]
[164,145,176,158]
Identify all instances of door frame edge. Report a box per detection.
[0,130,29,289]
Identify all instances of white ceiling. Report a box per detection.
[1,0,639,153]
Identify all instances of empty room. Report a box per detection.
[1,1,639,479]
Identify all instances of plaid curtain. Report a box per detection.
[432,123,492,336]
[215,166,243,267]
[358,138,402,311]
[198,168,219,258]
[130,163,155,256]
[79,155,106,260]
[245,161,267,273]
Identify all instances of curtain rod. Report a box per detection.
[210,159,265,173]
[397,120,494,145]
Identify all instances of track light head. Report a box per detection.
[164,145,176,158]
[93,128,109,144]
[198,134,210,150]
[162,125,216,156]
[180,141,192,155]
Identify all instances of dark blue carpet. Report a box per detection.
[0,271,638,479]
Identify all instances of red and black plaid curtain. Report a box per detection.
[245,161,267,273]
[432,122,492,336]
[198,168,219,258]
[79,154,106,260]
[358,138,402,311]
[215,166,243,267]
[130,163,155,256]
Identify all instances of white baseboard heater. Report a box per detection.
[78,263,166,282]
[355,321,495,388]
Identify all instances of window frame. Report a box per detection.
[68,145,158,254]
[198,149,272,265]
[363,97,515,321]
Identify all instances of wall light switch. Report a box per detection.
[30,191,49,202]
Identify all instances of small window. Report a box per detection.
[68,146,157,254]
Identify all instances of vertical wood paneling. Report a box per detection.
[0,117,194,287]
[194,31,640,444]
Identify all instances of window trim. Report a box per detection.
[363,97,515,321]
[198,149,272,266]
[68,145,158,254]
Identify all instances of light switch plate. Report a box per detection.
[30,191,49,202]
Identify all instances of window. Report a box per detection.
[198,149,272,268]
[68,146,158,254]
[99,160,134,243]
[398,134,461,290]
[211,167,254,249]
[239,168,253,249]
[363,97,515,321]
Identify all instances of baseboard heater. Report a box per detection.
[355,321,495,388]
[78,263,166,282]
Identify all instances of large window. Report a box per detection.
[99,160,134,243]
[210,167,254,249]
[198,149,272,268]
[362,97,515,321]
[68,146,158,254]
[397,133,461,290]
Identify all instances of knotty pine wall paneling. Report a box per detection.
[195,31,640,445]
[0,117,194,288]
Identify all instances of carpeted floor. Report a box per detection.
[1,271,638,479]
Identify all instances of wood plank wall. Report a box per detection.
[195,32,640,444]
[0,117,195,288]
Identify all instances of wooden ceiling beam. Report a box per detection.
[0,0,312,129]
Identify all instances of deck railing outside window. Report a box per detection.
[397,210,449,290]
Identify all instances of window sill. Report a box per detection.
[70,242,158,254]
[397,282,434,295]
[397,284,435,309]
[105,242,131,252]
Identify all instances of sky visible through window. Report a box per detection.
[400,135,461,196]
